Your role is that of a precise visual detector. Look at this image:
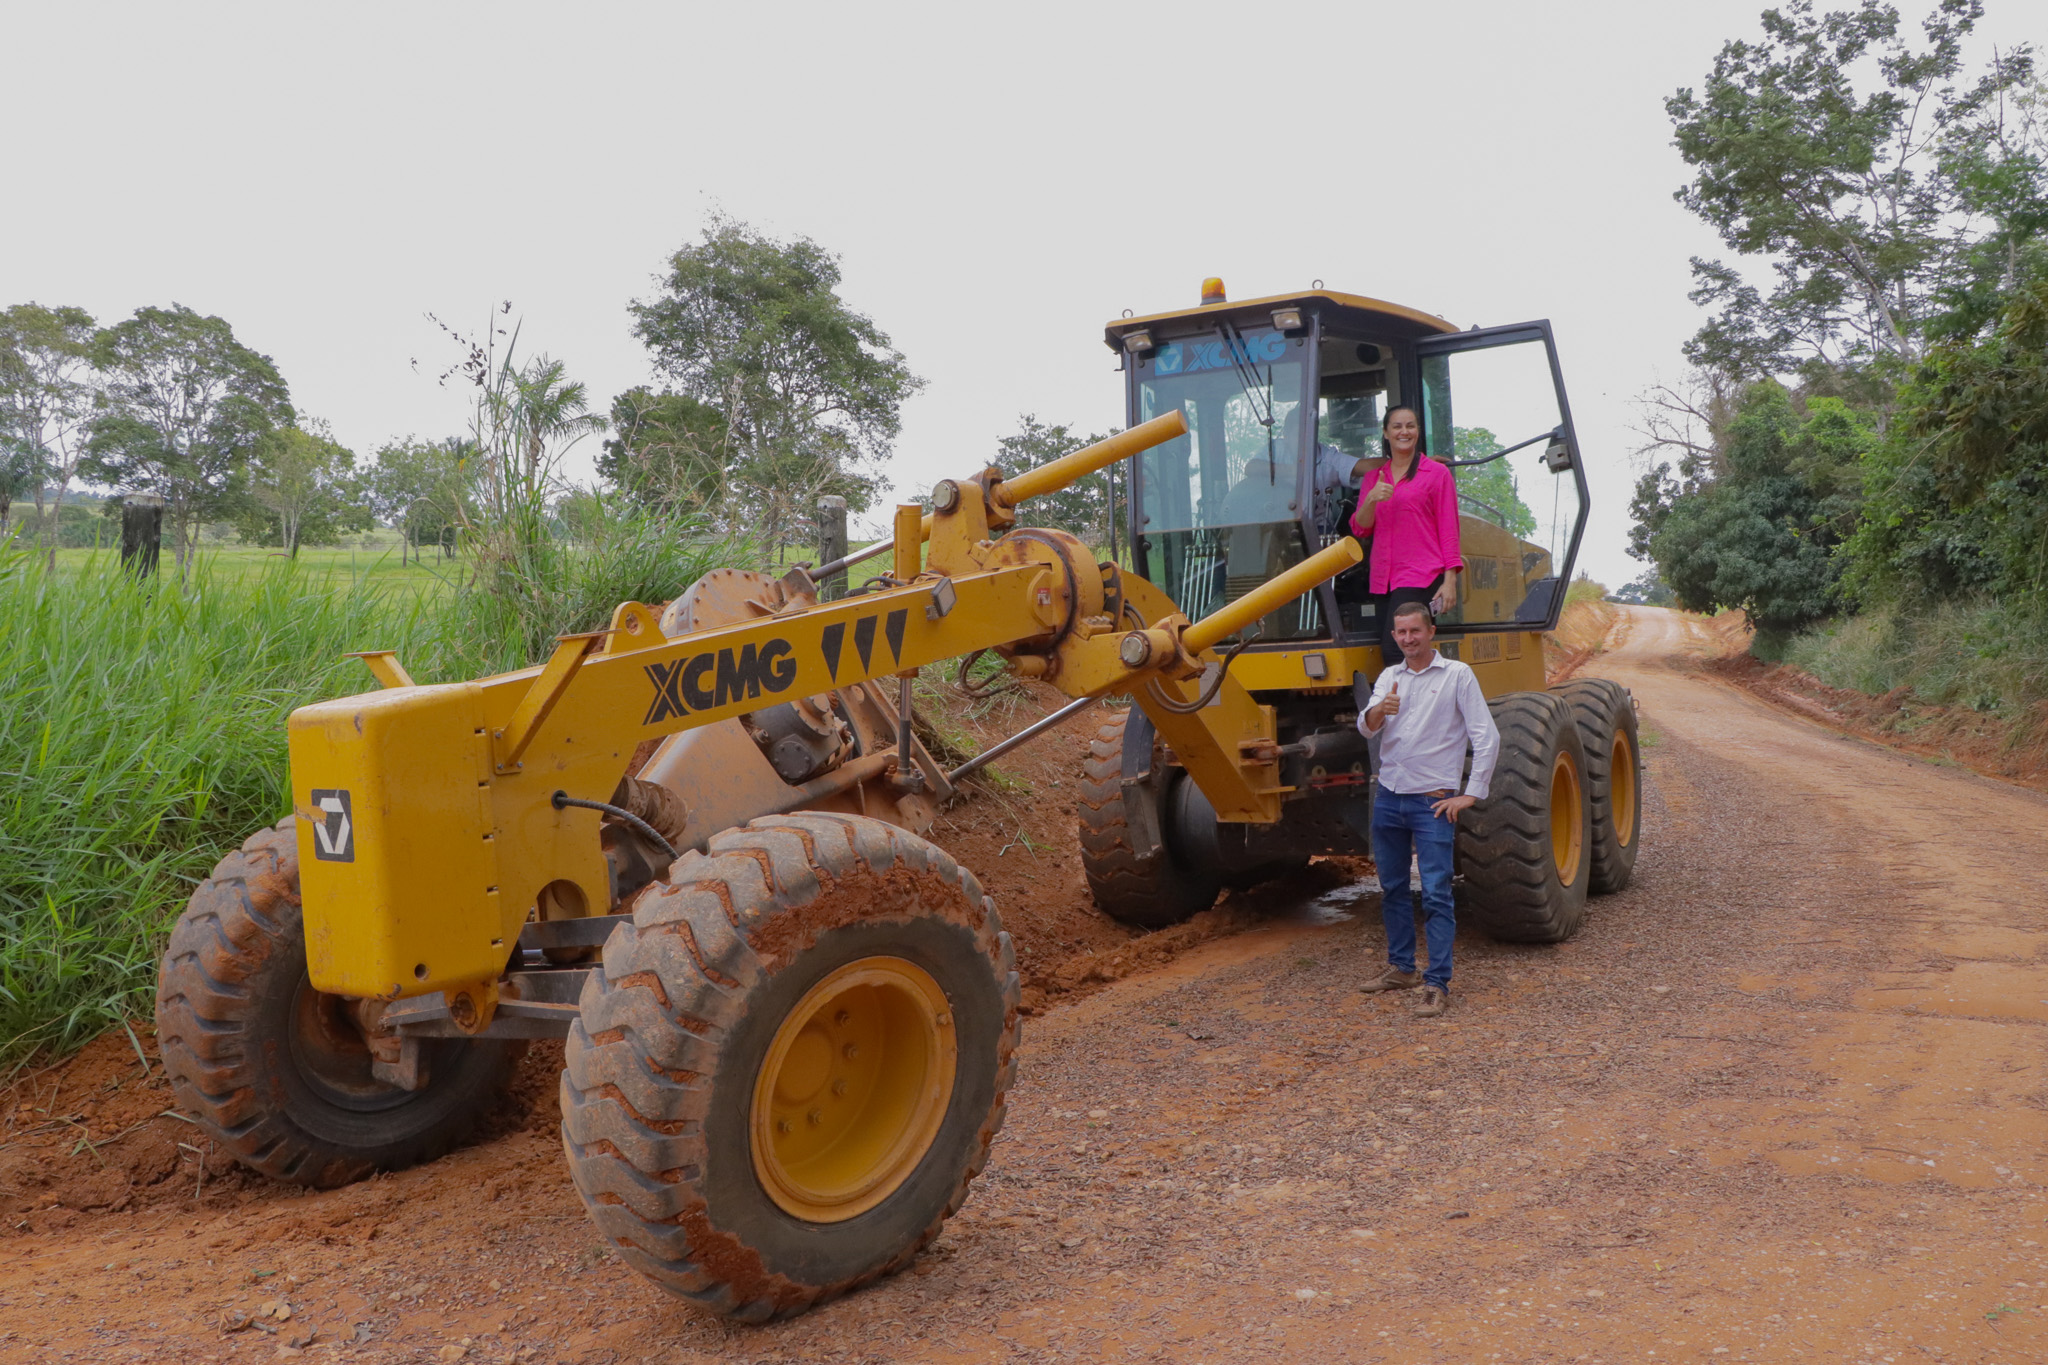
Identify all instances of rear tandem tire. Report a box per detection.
[1551,678,1642,894]
[559,813,1021,1321]
[1077,710,1223,929]
[154,820,518,1187]
[1456,692,1593,944]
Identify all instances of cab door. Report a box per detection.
[1413,320,1588,633]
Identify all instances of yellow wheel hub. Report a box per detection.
[751,956,957,1223]
[1550,748,1585,887]
[1610,730,1637,848]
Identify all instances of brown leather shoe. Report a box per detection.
[1414,985,1450,1018]
[1359,965,1423,993]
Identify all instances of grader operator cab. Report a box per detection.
[154,281,1640,1323]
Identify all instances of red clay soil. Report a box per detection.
[1542,598,1619,683]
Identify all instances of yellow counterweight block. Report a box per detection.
[290,680,517,1003]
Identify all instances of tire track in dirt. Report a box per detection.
[4,606,2048,1363]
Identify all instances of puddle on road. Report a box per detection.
[1290,877,1383,927]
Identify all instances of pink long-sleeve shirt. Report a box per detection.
[1351,455,1464,594]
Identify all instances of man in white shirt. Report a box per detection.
[1354,600,1501,1017]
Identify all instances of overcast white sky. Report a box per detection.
[4,1,2036,589]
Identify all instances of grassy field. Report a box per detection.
[51,539,460,598]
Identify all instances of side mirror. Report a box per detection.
[1543,433,1574,472]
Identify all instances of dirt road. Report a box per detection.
[6,605,2048,1363]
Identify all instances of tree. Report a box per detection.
[1932,69,2048,333]
[508,356,605,489]
[1847,273,2048,597]
[82,304,291,571]
[240,421,371,556]
[598,386,731,514]
[1450,426,1538,537]
[433,309,607,591]
[1632,381,1870,637]
[368,436,471,561]
[469,351,604,572]
[1615,570,1678,606]
[628,215,922,551]
[0,437,42,538]
[1666,0,2039,378]
[551,486,609,544]
[994,415,1121,548]
[0,303,98,565]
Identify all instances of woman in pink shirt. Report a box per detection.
[1350,406,1464,666]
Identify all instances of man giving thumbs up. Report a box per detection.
[1354,600,1500,1017]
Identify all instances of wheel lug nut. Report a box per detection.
[831,1078,848,1096]
[834,1009,851,1026]
[842,1043,859,1059]
[776,1119,792,1134]
[806,1109,823,1127]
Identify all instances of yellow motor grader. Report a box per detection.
[155,282,1639,1321]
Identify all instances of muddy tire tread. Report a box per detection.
[1455,692,1592,944]
[560,812,1021,1321]
[155,820,511,1187]
[1551,678,1641,894]
[1077,711,1219,929]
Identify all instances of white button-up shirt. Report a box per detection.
[1311,443,1368,492]
[1357,650,1501,799]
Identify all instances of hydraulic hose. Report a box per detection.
[551,790,680,862]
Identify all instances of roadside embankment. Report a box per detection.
[1704,602,2048,794]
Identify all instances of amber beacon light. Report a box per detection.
[1200,276,1227,304]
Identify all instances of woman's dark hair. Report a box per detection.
[1380,405,1426,479]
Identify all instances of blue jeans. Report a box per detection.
[1371,785,1458,990]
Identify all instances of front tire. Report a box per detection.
[1078,709,1222,929]
[560,813,1020,1320]
[1457,692,1593,943]
[154,820,518,1187]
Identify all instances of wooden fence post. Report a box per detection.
[818,495,848,600]
[120,494,165,579]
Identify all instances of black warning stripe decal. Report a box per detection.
[884,609,908,667]
[821,621,847,681]
[852,615,878,673]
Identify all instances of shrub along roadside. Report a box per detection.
[1778,595,2048,725]
[0,515,748,1064]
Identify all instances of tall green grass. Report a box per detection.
[1780,594,2048,717]
[0,514,749,1063]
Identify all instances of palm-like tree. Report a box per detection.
[510,355,605,482]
